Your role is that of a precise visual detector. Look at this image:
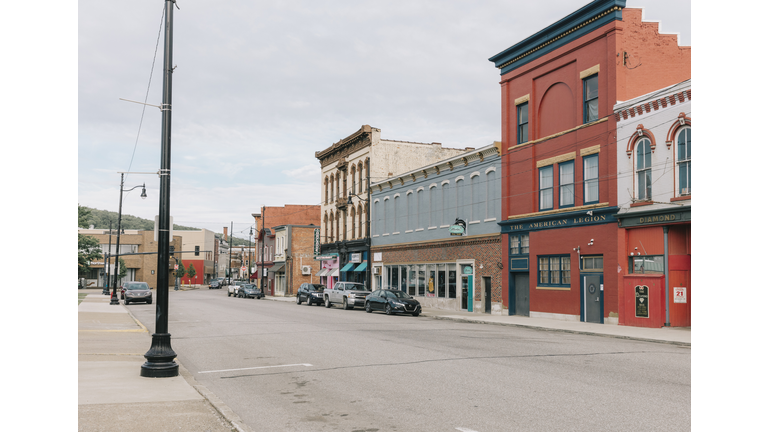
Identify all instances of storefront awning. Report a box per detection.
[316,268,329,277]
[353,262,367,272]
[328,268,339,277]
[268,263,285,273]
[340,263,356,272]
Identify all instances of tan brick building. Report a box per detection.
[79,229,182,289]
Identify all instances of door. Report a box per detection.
[461,276,468,310]
[582,273,603,323]
[512,273,530,316]
[483,277,492,313]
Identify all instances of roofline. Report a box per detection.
[489,0,626,76]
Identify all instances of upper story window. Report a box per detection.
[510,233,529,255]
[195,246,200,256]
[517,102,529,144]
[583,74,598,123]
[559,161,574,208]
[636,138,652,200]
[677,126,691,196]
[583,154,599,204]
[539,166,554,211]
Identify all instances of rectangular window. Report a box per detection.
[583,74,598,123]
[408,268,416,296]
[538,256,571,287]
[629,255,664,274]
[428,265,436,297]
[559,161,575,208]
[539,166,554,211]
[400,265,408,292]
[448,268,457,298]
[581,255,603,271]
[677,127,691,195]
[438,264,446,297]
[583,155,599,204]
[510,233,530,255]
[517,102,529,144]
[418,265,426,296]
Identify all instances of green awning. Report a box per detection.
[340,263,356,272]
[353,262,367,272]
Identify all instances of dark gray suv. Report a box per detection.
[296,283,326,306]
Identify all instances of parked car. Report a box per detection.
[123,282,153,305]
[227,281,247,297]
[365,289,421,316]
[120,283,127,300]
[238,284,263,299]
[209,280,221,289]
[296,283,326,306]
[323,282,371,309]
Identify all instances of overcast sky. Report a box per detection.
[75,0,691,239]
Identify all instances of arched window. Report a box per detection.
[676,126,691,196]
[393,195,399,233]
[329,210,334,241]
[330,176,334,203]
[323,213,328,242]
[336,172,340,200]
[350,165,356,197]
[486,168,497,220]
[441,182,450,226]
[350,206,356,240]
[358,162,364,194]
[636,138,652,200]
[324,176,329,204]
[358,203,364,238]
[336,211,340,242]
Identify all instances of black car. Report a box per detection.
[209,280,221,289]
[296,283,326,306]
[365,289,421,316]
[238,284,263,299]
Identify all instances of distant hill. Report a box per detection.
[80,206,252,246]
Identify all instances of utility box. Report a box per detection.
[621,275,665,328]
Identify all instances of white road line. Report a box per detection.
[198,363,313,374]
[456,428,480,432]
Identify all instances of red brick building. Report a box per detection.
[489,0,690,325]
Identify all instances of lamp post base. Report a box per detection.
[140,333,179,378]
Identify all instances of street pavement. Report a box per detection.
[78,287,690,431]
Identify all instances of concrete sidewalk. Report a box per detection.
[78,290,249,432]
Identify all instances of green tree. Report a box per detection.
[187,263,197,282]
[176,261,187,280]
[78,205,102,278]
[117,258,127,284]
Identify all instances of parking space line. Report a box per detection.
[198,363,313,374]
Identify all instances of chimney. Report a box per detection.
[223,227,228,239]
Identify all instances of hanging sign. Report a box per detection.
[449,218,467,236]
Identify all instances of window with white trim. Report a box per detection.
[636,138,652,200]
[583,154,599,204]
[676,126,691,196]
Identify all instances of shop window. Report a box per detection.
[539,166,554,211]
[400,265,408,291]
[510,233,529,255]
[408,268,417,296]
[538,255,571,287]
[448,268,457,298]
[418,265,426,296]
[438,264,446,297]
[559,161,574,208]
[583,74,598,123]
[583,154,599,204]
[636,138,652,200]
[677,126,691,196]
[629,255,664,274]
[517,102,529,144]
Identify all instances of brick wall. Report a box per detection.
[255,205,320,232]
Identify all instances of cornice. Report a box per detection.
[489,0,625,76]
[315,125,375,168]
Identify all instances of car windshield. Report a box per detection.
[389,290,411,299]
[126,283,149,290]
[346,284,369,291]
[308,284,325,291]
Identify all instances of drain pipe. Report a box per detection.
[663,226,670,327]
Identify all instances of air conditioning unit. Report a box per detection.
[301,265,312,275]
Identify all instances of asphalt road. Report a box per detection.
[128,289,691,432]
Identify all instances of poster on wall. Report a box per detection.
[673,287,687,303]
[635,285,649,318]
[427,277,435,297]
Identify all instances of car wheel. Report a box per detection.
[365,302,372,313]
[227,292,231,297]
[343,297,349,310]
[412,311,419,317]
[306,298,312,306]
[124,300,129,305]
[147,299,153,305]
[325,297,331,308]
[385,304,393,315]
[296,295,301,305]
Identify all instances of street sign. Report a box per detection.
[674,287,687,303]
[174,264,178,270]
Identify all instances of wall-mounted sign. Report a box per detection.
[314,254,338,261]
[635,285,649,318]
[374,252,382,262]
[313,229,320,255]
[350,253,362,263]
[674,287,687,303]
[462,265,473,275]
[450,218,467,236]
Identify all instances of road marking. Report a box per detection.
[198,363,313,374]
[456,428,480,432]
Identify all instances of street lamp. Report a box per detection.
[347,178,371,290]
[110,172,147,305]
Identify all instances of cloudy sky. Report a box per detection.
[75,0,691,239]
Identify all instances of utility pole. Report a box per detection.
[228,221,233,284]
[142,0,178,378]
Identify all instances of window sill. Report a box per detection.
[630,201,654,208]
[415,228,424,232]
[405,230,413,233]
[469,220,481,225]
[670,196,691,202]
[535,286,571,291]
[372,235,379,238]
[428,227,437,230]
[382,233,390,237]
[439,225,450,229]
[484,218,497,222]
[392,232,400,235]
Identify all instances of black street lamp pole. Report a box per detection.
[142,0,178,378]
[346,163,371,290]
[111,173,147,305]
[103,221,113,296]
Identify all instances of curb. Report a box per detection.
[424,314,691,347]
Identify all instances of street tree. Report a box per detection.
[187,263,197,283]
[78,205,102,279]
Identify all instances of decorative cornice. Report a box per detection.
[489,0,625,75]
[615,89,691,123]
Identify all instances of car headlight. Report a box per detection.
[348,294,355,299]
[393,302,405,307]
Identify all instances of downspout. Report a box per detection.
[663,226,670,326]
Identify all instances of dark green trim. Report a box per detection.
[616,206,690,228]
[499,206,618,234]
